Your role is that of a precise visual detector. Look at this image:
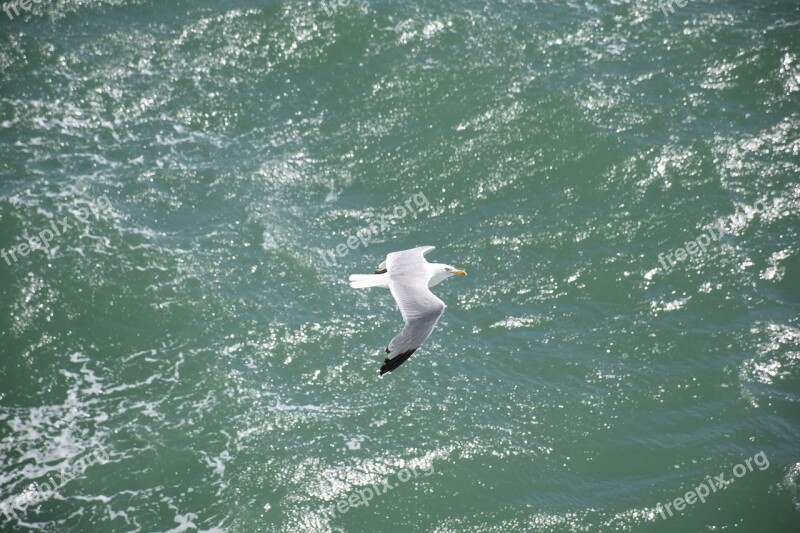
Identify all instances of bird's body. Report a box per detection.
[349,246,466,375]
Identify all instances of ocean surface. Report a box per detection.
[1,0,799,531]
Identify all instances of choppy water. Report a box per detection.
[1,0,799,531]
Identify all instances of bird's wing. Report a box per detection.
[386,246,435,264]
[380,247,445,375]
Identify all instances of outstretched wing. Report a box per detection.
[377,246,434,274]
[380,246,445,375]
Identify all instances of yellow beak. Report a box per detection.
[453,269,467,276]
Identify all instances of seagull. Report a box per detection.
[349,246,467,376]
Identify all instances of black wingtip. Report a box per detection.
[379,349,417,376]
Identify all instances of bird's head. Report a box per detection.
[429,264,467,287]
[444,265,468,278]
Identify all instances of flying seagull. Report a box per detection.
[349,246,467,376]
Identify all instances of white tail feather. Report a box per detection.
[349,273,389,289]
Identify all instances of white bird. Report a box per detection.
[349,246,467,376]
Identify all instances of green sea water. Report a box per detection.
[1,0,799,531]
